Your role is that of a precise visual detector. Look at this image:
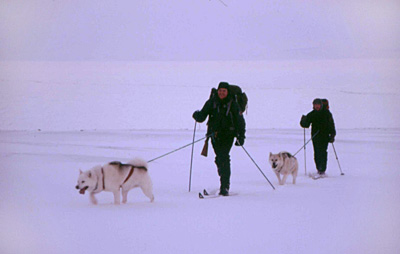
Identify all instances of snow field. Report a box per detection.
[0,129,399,254]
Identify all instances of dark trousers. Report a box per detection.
[312,137,329,172]
[211,136,234,190]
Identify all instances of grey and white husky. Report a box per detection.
[75,158,154,205]
[269,152,298,185]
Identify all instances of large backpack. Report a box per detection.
[209,84,248,114]
[321,98,329,110]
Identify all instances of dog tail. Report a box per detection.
[128,157,148,171]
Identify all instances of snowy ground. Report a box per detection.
[1,59,399,131]
[1,128,399,254]
[0,59,399,253]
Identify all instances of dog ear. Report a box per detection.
[88,172,92,178]
[269,152,272,158]
[79,169,83,175]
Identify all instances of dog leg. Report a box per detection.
[281,174,289,185]
[90,193,98,205]
[113,190,121,205]
[121,189,128,204]
[275,172,282,185]
[292,171,297,184]
[141,185,154,202]
[292,164,299,184]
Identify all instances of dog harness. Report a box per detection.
[92,163,148,192]
[102,167,105,189]
[121,165,147,185]
[275,165,283,174]
[92,167,106,193]
[123,167,135,185]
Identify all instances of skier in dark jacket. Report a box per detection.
[300,98,336,178]
[193,82,246,196]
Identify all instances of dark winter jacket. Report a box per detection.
[300,109,336,140]
[193,95,246,140]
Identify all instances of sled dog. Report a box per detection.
[269,152,298,185]
[75,158,154,204]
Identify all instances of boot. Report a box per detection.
[219,187,229,196]
[219,182,230,196]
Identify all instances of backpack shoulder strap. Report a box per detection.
[226,100,233,116]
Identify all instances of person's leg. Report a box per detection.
[319,141,329,173]
[313,138,328,174]
[312,140,322,172]
[212,136,234,194]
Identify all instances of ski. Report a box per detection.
[308,173,327,180]
[199,189,217,199]
[199,192,218,199]
[198,189,237,199]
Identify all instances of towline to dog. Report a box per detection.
[146,134,212,163]
[293,130,319,157]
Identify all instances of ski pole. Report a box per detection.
[147,134,211,163]
[238,144,275,190]
[293,130,320,157]
[188,121,197,192]
[331,143,344,175]
[304,128,307,175]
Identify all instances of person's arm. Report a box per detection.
[232,102,246,145]
[193,99,212,123]
[300,111,313,128]
[328,111,336,142]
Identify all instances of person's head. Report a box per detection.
[217,82,229,100]
[313,98,322,111]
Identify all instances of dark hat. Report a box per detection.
[312,98,322,105]
[218,82,230,90]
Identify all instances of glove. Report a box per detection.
[235,136,245,146]
[192,110,201,121]
[300,115,309,128]
[329,135,335,143]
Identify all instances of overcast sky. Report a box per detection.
[1,0,399,61]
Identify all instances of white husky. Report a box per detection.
[75,158,154,205]
[269,152,298,185]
